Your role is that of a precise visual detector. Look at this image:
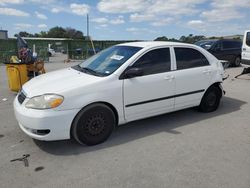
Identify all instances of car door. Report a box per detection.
[242,31,250,64]
[209,41,224,60]
[122,47,175,121]
[173,47,213,110]
[221,41,238,64]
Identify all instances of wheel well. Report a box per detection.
[208,82,222,97]
[98,102,119,125]
[235,55,241,59]
[70,102,119,138]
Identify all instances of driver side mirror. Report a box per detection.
[123,67,143,79]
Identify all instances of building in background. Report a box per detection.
[0,30,8,39]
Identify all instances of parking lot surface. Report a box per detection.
[0,61,250,188]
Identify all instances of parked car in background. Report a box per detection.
[195,39,242,66]
[14,42,225,146]
[242,30,250,65]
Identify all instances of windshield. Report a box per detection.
[195,40,216,50]
[74,46,142,76]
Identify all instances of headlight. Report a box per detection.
[25,94,64,109]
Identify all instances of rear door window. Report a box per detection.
[174,47,209,70]
[222,41,241,49]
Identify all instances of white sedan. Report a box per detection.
[14,42,225,145]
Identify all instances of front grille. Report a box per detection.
[18,91,26,104]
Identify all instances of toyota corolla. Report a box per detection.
[14,42,225,145]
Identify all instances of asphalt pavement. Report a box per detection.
[0,59,249,188]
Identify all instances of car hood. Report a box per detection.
[22,67,102,97]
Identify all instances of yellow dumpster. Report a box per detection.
[5,63,29,92]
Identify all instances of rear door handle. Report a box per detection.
[164,75,175,80]
[242,48,246,51]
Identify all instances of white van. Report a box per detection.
[242,30,250,65]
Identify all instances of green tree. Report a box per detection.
[154,36,169,41]
[154,36,180,42]
[14,31,34,37]
[65,27,84,39]
[47,26,66,38]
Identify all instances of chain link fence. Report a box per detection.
[0,38,138,64]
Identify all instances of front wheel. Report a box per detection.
[199,86,221,112]
[71,104,116,146]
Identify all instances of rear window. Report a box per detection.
[222,41,242,49]
[175,47,209,70]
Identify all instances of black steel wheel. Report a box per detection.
[199,86,221,112]
[72,104,116,146]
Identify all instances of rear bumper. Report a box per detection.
[241,59,250,65]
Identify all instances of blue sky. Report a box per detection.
[0,0,250,40]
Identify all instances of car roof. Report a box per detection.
[196,39,218,42]
[117,41,195,48]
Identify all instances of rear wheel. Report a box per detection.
[199,86,221,112]
[233,56,241,67]
[72,104,115,146]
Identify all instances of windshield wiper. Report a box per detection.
[72,65,105,77]
[81,67,105,77]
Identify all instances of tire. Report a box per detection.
[72,104,116,146]
[233,56,241,67]
[199,86,221,113]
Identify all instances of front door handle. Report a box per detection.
[164,75,175,80]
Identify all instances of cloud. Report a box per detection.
[126,27,156,35]
[15,23,33,30]
[38,24,47,28]
[100,24,108,28]
[201,8,244,22]
[187,20,204,26]
[70,3,90,16]
[130,13,155,22]
[150,18,173,26]
[50,7,66,13]
[98,0,206,16]
[0,7,29,16]
[29,0,56,5]
[91,17,109,24]
[35,11,47,19]
[126,27,140,32]
[211,0,250,9]
[110,16,125,24]
[92,16,125,26]
[51,7,61,13]
[97,0,148,13]
[148,0,206,15]
[200,0,248,22]
[0,0,23,5]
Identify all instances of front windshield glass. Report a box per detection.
[77,46,142,76]
[195,40,216,50]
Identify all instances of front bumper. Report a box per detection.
[14,96,79,141]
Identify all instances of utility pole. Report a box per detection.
[87,14,89,39]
